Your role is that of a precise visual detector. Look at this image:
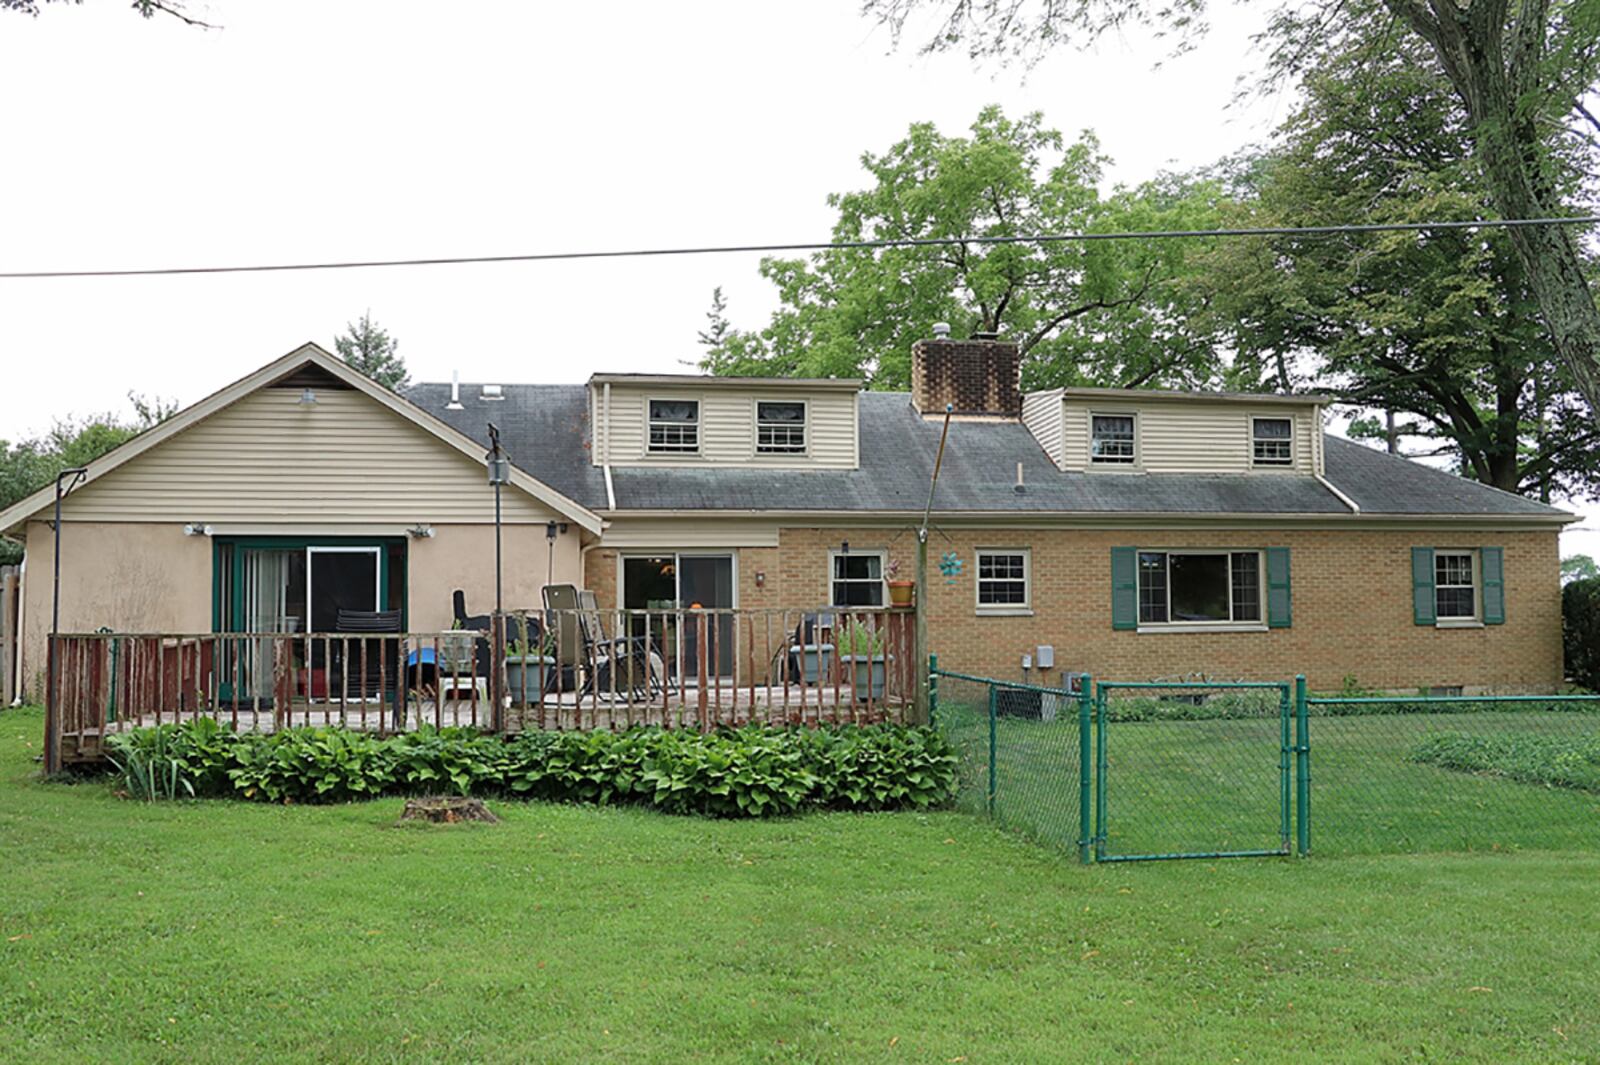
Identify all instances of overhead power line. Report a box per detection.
[1,215,1598,280]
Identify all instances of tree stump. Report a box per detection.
[399,796,499,824]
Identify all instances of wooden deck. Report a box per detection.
[46,607,919,769]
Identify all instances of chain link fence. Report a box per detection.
[929,664,1087,860]
[932,659,1600,863]
[1304,692,1600,855]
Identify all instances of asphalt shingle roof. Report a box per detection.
[406,383,1570,521]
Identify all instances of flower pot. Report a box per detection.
[505,655,553,707]
[839,653,892,700]
[887,580,915,607]
[791,643,834,685]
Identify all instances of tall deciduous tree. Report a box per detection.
[699,107,1225,391]
[334,312,410,393]
[1,0,213,25]
[0,393,175,565]
[1198,28,1600,499]
[862,0,1600,421]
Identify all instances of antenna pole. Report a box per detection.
[915,404,954,724]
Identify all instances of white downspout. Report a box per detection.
[601,382,616,511]
[9,553,24,705]
[1318,474,1361,513]
[1311,404,1359,512]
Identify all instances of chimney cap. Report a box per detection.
[972,329,1001,341]
[931,322,951,339]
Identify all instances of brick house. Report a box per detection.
[1,336,1573,702]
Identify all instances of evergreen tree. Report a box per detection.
[334,312,410,392]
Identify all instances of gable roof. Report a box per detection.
[408,384,1574,524]
[0,344,605,537]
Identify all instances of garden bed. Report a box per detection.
[103,720,958,816]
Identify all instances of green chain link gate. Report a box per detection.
[1092,680,1297,863]
[931,657,1311,865]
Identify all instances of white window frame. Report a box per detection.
[1251,416,1295,468]
[1135,548,1267,633]
[647,397,701,455]
[1089,410,1139,467]
[975,548,1032,615]
[1434,549,1480,625]
[754,399,809,456]
[828,548,887,609]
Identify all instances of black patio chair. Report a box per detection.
[334,607,404,724]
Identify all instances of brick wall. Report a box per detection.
[584,526,1564,693]
[910,338,1021,416]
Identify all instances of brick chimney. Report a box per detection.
[910,331,1022,417]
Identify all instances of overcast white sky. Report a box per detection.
[0,0,1593,554]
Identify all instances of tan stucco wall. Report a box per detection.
[406,523,583,632]
[19,520,212,699]
[17,519,586,700]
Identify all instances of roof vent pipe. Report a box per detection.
[1014,461,1026,494]
[931,322,951,339]
[446,371,464,410]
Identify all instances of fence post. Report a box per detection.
[1295,674,1310,856]
[927,653,938,728]
[1094,684,1108,861]
[986,682,997,819]
[1279,683,1291,855]
[1078,674,1093,865]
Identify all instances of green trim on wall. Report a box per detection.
[211,536,408,634]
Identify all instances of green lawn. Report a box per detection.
[4,706,1600,1062]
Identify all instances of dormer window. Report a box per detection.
[1090,414,1136,465]
[1252,417,1293,466]
[756,401,807,455]
[648,399,699,454]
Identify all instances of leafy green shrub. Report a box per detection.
[105,724,196,801]
[99,721,958,817]
[1564,577,1600,691]
[1408,732,1600,793]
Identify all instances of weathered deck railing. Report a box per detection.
[501,606,916,731]
[44,605,916,769]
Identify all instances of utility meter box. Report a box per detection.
[1035,644,1055,670]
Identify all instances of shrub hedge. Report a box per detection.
[1408,732,1600,794]
[103,720,959,816]
[1564,577,1600,691]
[1094,694,1599,723]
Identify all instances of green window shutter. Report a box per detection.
[1411,547,1436,625]
[1481,546,1505,625]
[1111,547,1138,630]
[1265,547,1292,628]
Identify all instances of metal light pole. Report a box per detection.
[915,405,953,725]
[45,466,88,774]
[485,426,510,730]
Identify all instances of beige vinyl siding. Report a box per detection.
[57,388,556,524]
[1061,398,1321,474]
[601,518,781,548]
[598,385,858,468]
[1020,388,1066,469]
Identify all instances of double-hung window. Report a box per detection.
[1434,550,1477,620]
[1137,550,1263,625]
[1252,417,1294,466]
[976,549,1030,612]
[1091,414,1137,465]
[756,401,806,455]
[648,399,699,454]
[830,550,885,607]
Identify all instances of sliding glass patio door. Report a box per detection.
[620,553,735,681]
